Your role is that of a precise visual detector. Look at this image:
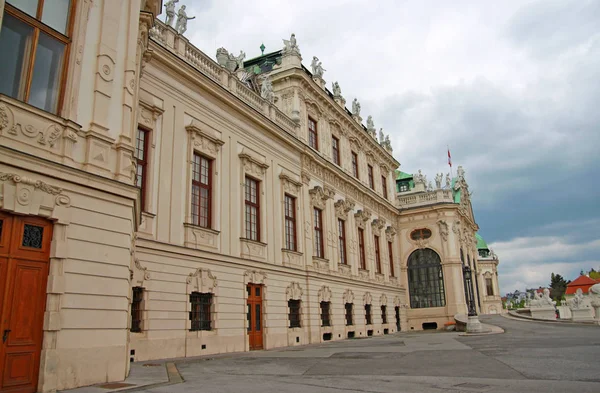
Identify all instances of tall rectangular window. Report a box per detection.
[338,219,347,265]
[284,194,296,251]
[313,208,324,258]
[388,241,395,277]
[381,305,387,324]
[368,165,374,189]
[358,227,366,270]
[345,303,353,326]
[135,128,150,211]
[192,153,212,228]
[0,1,75,114]
[245,177,260,241]
[382,175,388,199]
[332,136,340,165]
[308,117,318,150]
[130,287,144,333]
[320,301,331,327]
[486,278,494,296]
[288,299,301,328]
[365,304,372,325]
[189,292,212,331]
[351,152,359,178]
[374,235,382,274]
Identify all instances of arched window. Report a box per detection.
[407,248,446,309]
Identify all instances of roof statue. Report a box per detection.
[457,165,465,181]
[311,56,319,74]
[175,5,195,35]
[332,81,342,98]
[315,62,325,78]
[164,0,178,26]
[414,169,425,184]
[235,50,245,70]
[384,135,392,152]
[445,173,451,188]
[379,128,384,143]
[260,76,274,103]
[283,33,301,56]
[366,116,376,138]
[435,173,443,189]
[352,98,361,117]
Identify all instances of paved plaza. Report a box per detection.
[66,316,600,393]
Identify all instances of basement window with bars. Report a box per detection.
[345,303,354,326]
[320,301,331,327]
[288,299,301,328]
[190,292,212,331]
[365,304,372,325]
[130,287,144,333]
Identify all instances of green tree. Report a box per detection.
[549,273,569,300]
[588,268,600,280]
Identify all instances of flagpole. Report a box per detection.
[447,145,454,179]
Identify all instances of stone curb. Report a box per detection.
[96,362,185,393]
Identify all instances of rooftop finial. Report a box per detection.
[260,43,265,55]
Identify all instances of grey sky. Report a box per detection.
[181,0,600,294]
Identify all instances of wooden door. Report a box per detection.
[0,213,52,393]
[246,284,263,350]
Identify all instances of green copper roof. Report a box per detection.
[476,233,488,250]
[396,171,413,180]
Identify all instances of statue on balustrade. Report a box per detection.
[175,5,195,35]
[435,173,443,189]
[164,0,178,26]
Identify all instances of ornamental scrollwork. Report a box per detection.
[334,198,355,219]
[285,282,303,300]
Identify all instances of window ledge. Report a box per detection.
[282,248,303,256]
[312,257,330,272]
[184,223,220,250]
[240,238,267,261]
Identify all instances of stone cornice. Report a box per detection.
[301,150,398,218]
[270,67,399,169]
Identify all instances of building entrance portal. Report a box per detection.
[0,213,52,393]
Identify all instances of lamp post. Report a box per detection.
[463,264,483,333]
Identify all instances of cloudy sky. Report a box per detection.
[180,0,600,295]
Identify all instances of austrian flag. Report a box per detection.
[447,148,452,168]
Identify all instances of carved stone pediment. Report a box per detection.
[187,268,217,293]
[131,258,151,286]
[363,292,372,305]
[385,226,397,242]
[279,173,302,196]
[187,121,224,158]
[239,151,269,179]
[380,294,388,305]
[309,185,332,209]
[371,218,386,234]
[286,282,303,300]
[354,209,371,229]
[334,198,355,219]
[343,289,355,304]
[318,285,332,302]
[244,270,267,285]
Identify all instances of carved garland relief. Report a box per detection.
[286,282,303,300]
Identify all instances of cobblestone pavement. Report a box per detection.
[64,315,600,393]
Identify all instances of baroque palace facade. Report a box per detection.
[0,1,501,392]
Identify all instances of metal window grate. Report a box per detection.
[190,292,212,331]
[320,301,331,327]
[288,299,301,328]
[365,304,372,325]
[131,287,144,333]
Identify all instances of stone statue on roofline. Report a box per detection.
[332,81,342,98]
[435,173,443,189]
[366,116,375,137]
[175,5,195,35]
[164,0,178,26]
[379,129,385,143]
[315,62,325,78]
[445,173,451,188]
[384,135,392,152]
[311,56,319,75]
[235,50,245,70]
[261,76,274,103]
[352,98,361,117]
[283,33,301,56]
